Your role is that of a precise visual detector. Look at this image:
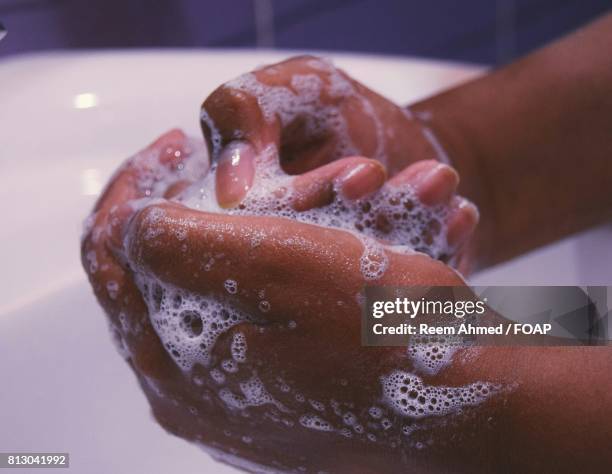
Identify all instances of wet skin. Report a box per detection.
[83,130,612,473]
[83,14,612,473]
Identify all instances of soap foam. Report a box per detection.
[136,276,249,370]
[231,332,248,363]
[299,414,334,432]
[219,375,286,412]
[407,336,463,376]
[179,142,451,280]
[203,57,386,164]
[381,370,500,419]
[129,137,208,199]
[220,71,360,162]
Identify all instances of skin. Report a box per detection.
[206,14,612,272]
[82,13,612,474]
[82,130,485,474]
[411,12,612,267]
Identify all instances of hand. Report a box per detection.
[201,55,445,208]
[200,55,483,272]
[82,128,498,473]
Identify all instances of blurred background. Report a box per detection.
[0,0,609,64]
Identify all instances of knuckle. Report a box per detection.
[128,204,169,259]
[204,84,255,117]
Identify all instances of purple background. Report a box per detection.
[0,0,609,64]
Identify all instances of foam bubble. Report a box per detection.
[128,137,208,199]
[136,276,249,370]
[231,332,248,363]
[381,370,500,419]
[210,368,226,384]
[210,58,387,164]
[309,400,325,412]
[224,279,238,294]
[368,406,383,419]
[299,414,334,432]
[407,336,462,376]
[219,375,286,412]
[221,359,239,373]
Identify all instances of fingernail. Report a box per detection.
[447,199,479,247]
[415,164,459,206]
[215,142,256,208]
[337,162,386,200]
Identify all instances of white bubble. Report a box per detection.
[407,337,461,376]
[299,414,334,432]
[222,359,239,373]
[219,375,286,412]
[381,370,500,419]
[224,279,238,294]
[136,277,249,371]
[231,332,247,363]
[210,369,225,384]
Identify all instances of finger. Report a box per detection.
[387,160,459,206]
[201,83,278,161]
[215,142,257,208]
[91,129,194,254]
[125,202,462,319]
[201,56,364,176]
[124,201,464,383]
[125,202,368,325]
[81,131,194,381]
[291,156,386,211]
[337,158,387,200]
[201,55,331,163]
[124,201,463,403]
[446,196,480,248]
[95,129,190,215]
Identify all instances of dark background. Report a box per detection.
[0,0,609,65]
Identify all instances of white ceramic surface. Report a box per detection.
[1,50,610,474]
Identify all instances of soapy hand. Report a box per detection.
[200,55,479,271]
[201,55,445,208]
[181,140,478,264]
[82,129,493,473]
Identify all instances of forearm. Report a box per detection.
[445,345,612,472]
[411,13,612,268]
